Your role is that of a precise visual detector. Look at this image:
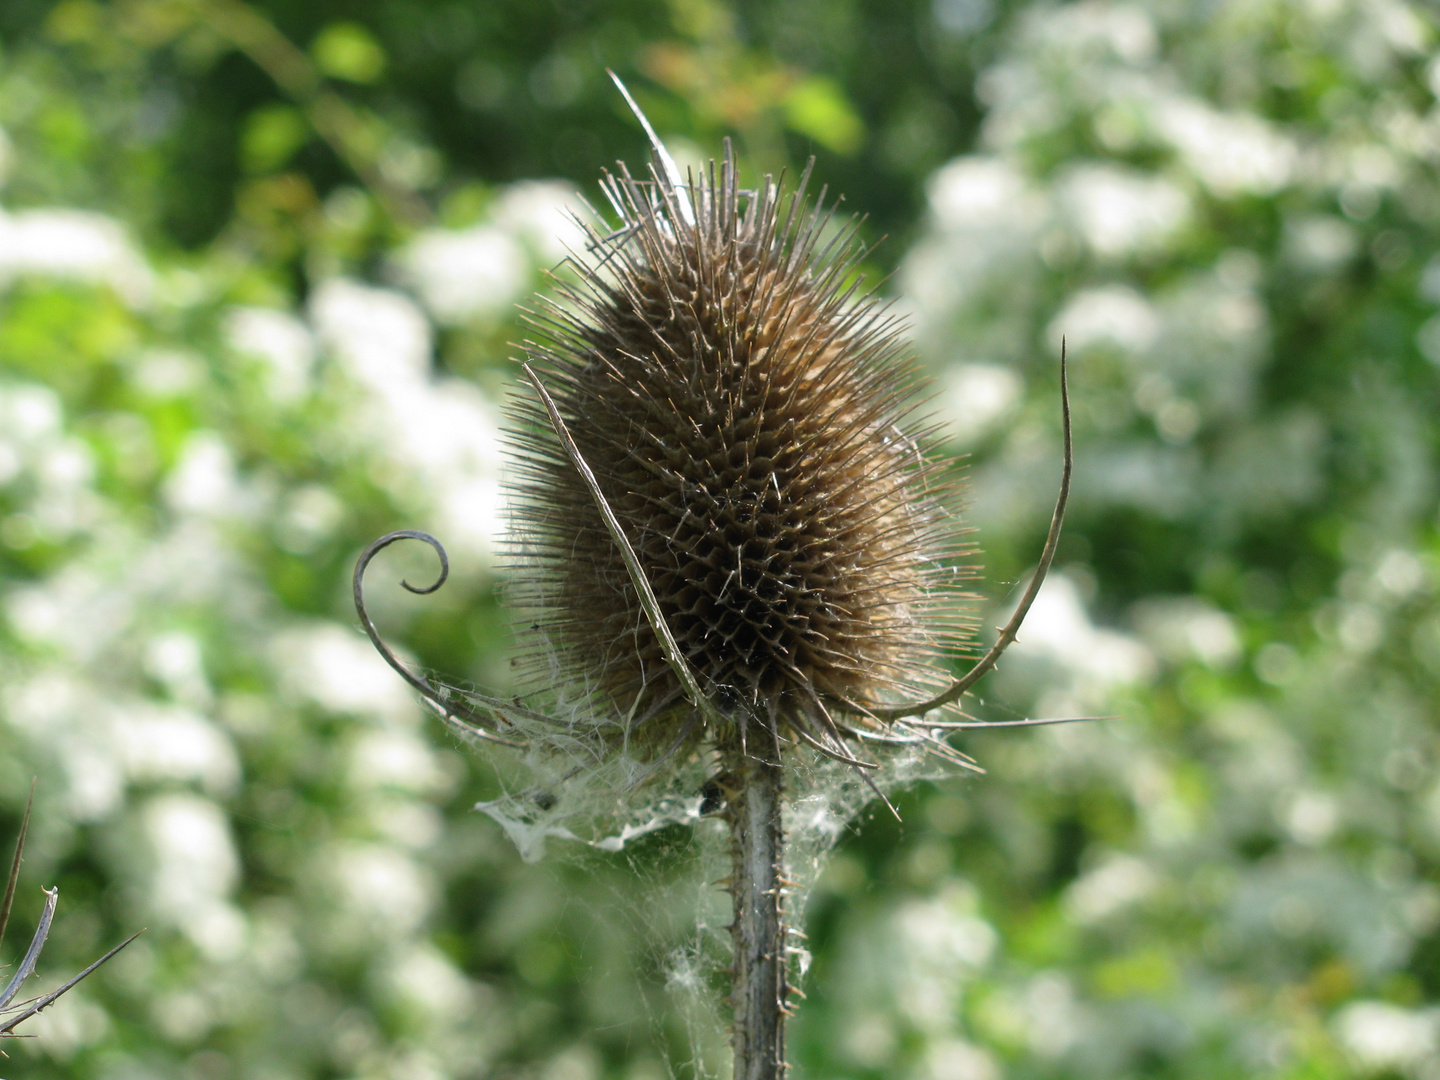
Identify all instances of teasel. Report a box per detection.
[355,74,1071,1080]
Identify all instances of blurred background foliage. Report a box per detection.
[1,0,1439,1078]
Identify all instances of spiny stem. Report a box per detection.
[720,739,788,1080]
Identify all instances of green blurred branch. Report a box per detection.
[167,0,430,226]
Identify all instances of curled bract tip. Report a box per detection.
[353,530,527,748]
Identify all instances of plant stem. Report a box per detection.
[721,740,788,1080]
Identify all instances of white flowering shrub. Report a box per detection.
[1,1,1438,1078]
[795,3,1440,1078]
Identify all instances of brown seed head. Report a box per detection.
[508,144,971,754]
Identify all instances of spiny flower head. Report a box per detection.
[507,138,973,761]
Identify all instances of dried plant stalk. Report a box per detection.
[721,744,788,1079]
[355,75,1074,1080]
[1,782,142,1040]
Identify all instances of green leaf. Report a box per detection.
[783,76,865,155]
[241,104,309,174]
[311,22,388,85]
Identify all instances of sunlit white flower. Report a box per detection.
[0,381,63,440]
[1037,0,1158,63]
[274,483,344,554]
[1050,284,1160,354]
[396,224,527,324]
[927,156,1039,233]
[144,793,247,959]
[328,842,433,936]
[889,885,997,1031]
[1064,853,1158,922]
[225,306,316,403]
[921,1039,1000,1080]
[132,349,201,397]
[8,565,129,660]
[272,622,418,721]
[1131,597,1241,667]
[1157,97,1298,196]
[1023,972,1086,1058]
[349,728,447,794]
[1375,548,1426,596]
[145,793,239,901]
[381,943,474,1021]
[1058,164,1188,257]
[1279,789,1339,847]
[310,278,506,559]
[312,279,432,387]
[1335,1001,1439,1073]
[115,702,239,795]
[164,431,242,518]
[12,679,130,820]
[940,363,1023,446]
[1285,215,1360,270]
[0,208,153,305]
[1012,573,1155,687]
[491,179,587,263]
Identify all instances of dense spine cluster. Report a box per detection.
[509,147,966,757]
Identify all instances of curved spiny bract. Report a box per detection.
[507,143,972,756]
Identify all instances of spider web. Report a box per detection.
[459,671,947,1078]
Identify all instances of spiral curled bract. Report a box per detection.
[509,146,969,752]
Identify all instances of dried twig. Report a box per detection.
[0,783,143,1041]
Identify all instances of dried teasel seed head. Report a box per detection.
[507,141,972,757]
